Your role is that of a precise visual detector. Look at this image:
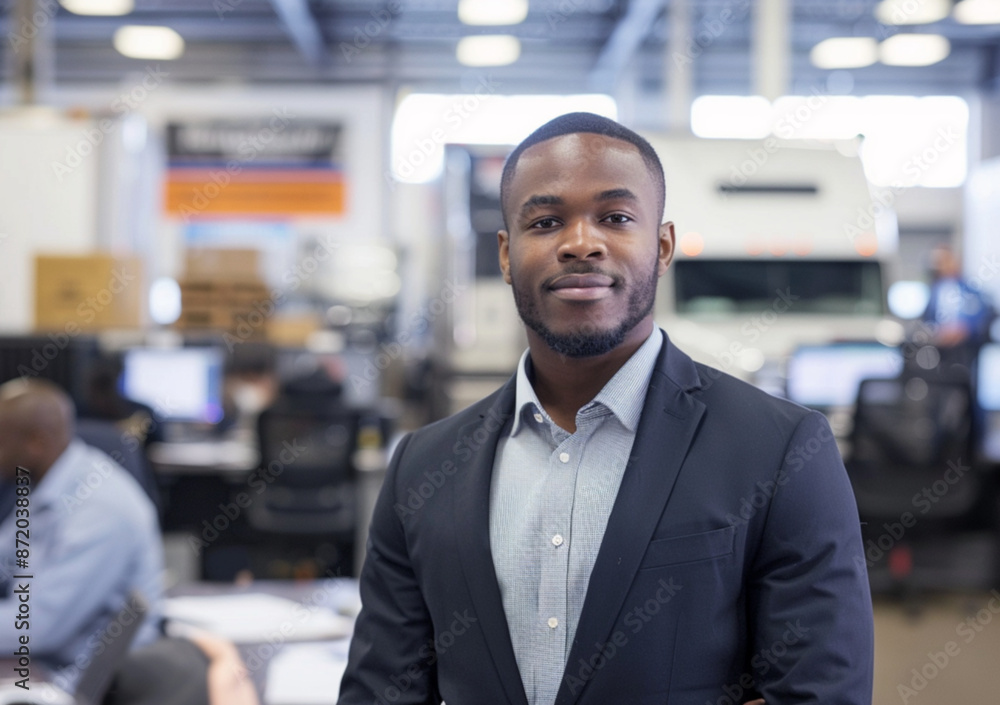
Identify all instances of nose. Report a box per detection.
[557,218,607,262]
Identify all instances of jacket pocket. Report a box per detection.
[639,525,736,569]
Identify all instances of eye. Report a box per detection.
[530,217,560,229]
[604,213,633,224]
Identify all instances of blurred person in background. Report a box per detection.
[921,243,994,372]
[0,378,163,691]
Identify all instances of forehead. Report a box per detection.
[510,133,654,199]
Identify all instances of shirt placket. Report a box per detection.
[535,422,579,677]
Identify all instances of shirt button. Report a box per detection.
[552,534,564,547]
[547,617,559,629]
[533,413,543,423]
[559,452,570,463]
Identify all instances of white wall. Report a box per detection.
[0,108,99,332]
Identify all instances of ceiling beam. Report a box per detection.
[589,0,668,92]
[269,0,328,66]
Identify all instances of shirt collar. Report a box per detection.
[33,439,88,510]
[511,326,663,435]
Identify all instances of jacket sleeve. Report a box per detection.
[338,433,441,705]
[747,410,874,704]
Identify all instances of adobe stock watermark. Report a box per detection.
[385,76,502,190]
[173,107,295,223]
[726,419,835,528]
[340,1,402,63]
[348,279,466,392]
[393,404,509,521]
[897,589,1000,703]
[374,608,479,704]
[671,0,751,68]
[221,234,341,352]
[6,0,57,53]
[844,125,962,247]
[187,437,307,554]
[563,577,683,695]
[16,265,139,383]
[859,458,973,568]
[709,620,811,705]
[713,287,799,373]
[240,575,356,673]
[51,66,170,181]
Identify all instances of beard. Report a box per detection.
[511,261,659,358]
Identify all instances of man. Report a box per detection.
[921,243,993,371]
[0,378,163,692]
[339,113,874,704]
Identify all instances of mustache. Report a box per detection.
[541,263,622,289]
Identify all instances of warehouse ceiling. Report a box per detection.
[1,0,999,97]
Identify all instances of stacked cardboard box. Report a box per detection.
[35,254,144,331]
[176,248,271,338]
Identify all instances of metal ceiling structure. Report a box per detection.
[1,0,999,97]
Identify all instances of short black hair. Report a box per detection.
[499,112,665,229]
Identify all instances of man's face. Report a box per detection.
[498,133,674,358]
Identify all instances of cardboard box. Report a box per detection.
[184,248,261,281]
[34,254,144,331]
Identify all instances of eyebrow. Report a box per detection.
[518,188,638,216]
[596,188,638,202]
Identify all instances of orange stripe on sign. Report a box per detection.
[168,169,344,183]
[165,180,346,216]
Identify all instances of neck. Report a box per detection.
[526,318,654,433]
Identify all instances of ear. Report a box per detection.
[498,229,512,284]
[657,221,675,277]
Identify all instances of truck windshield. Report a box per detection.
[673,259,884,315]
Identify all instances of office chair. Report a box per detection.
[247,396,363,537]
[846,373,998,592]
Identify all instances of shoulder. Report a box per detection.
[64,444,158,529]
[401,382,513,456]
[691,360,816,439]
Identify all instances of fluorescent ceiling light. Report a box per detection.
[690,95,772,138]
[456,35,521,67]
[458,0,529,25]
[879,33,950,66]
[954,0,1000,24]
[810,37,878,69]
[60,0,133,15]
[874,0,950,25]
[113,25,185,60]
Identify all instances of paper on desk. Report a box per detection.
[164,593,353,644]
[265,642,350,705]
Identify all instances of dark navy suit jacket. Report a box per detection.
[339,332,874,705]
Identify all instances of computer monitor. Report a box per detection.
[977,343,1000,412]
[121,347,224,423]
[786,342,903,408]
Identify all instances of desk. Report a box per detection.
[166,579,359,705]
[149,439,260,477]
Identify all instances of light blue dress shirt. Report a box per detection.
[0,439,163,691]
[489,328,663,705]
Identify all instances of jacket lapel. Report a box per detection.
[555,335,706,705]
[451,380,529,705]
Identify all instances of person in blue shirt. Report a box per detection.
[922,244,994,371]
[0,378,164,693]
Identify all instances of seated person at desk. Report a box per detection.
[0,379,163,691]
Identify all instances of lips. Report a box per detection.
[549,273,615,290]
[548,272,616,301]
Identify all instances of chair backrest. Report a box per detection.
[249,398,363,535]
[74,592,148,705]
[75,418,160,515]
[848,374,978,521]
[851,376,971,470]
